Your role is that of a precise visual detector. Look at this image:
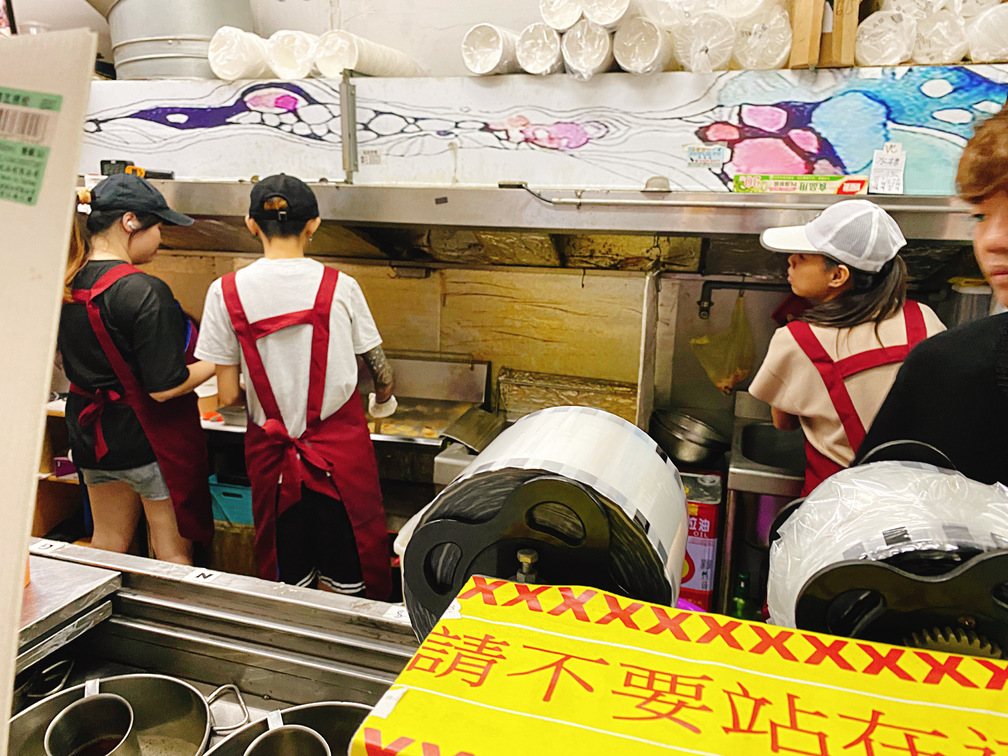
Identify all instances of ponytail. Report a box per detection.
[64,190,91,303]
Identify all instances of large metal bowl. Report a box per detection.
[8,674,221,756]
[649,410,729,466]
[204,702,371,755]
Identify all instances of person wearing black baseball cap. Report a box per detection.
[58,173,215,565]
[195,174,394,599]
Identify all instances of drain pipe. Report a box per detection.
[697,280,791,319]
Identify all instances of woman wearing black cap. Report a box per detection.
[59,174,215,564]
[195,174,393,599]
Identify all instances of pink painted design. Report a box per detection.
[728,137,809,174]
[812,158,843,175]
[245,90,304,113]
[788,128,820,154]
[489,115,595,150]
[740,104,788,133]
[705,122,741,142]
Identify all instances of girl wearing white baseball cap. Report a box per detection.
[748,199,946,496]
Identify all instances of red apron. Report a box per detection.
[69,264,213,545]
[220,267,392,600]
[788,300,928,496]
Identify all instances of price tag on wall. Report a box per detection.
[869,142,906,195]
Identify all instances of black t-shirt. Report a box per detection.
[59,261,190,470]
[857,312,1008,485]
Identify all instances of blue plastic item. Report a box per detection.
[209,474,254,525]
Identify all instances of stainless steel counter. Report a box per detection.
[26,539,417,707]
[18,554,120,674]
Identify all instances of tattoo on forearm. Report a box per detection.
[362,346,394,388]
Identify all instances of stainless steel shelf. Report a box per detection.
[150,180,975,241]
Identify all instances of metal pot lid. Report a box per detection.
[651,410,728,448]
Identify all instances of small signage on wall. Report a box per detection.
[685,143,728,171]
[869,142,906,195]
[733,174,868,194]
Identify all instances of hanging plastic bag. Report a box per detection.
[689,292,754,395]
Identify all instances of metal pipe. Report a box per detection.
[500,181,971,215]
[697,280,792,319]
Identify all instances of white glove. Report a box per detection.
[368,392,398,418]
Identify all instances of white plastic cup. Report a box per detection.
[672,10,735,72]
[967,4,1008,62]
[561,18,616,79]
[732,5,792,70]
[646,0,705,30]
[584,0,640,31]
[854,10,917,66]
[541,0,584,32]
[953,0,1000,18]
[462,24,522,75]
[517,22,565,74]
[911,9,967,64]
[313,31,418,77]
[267,29,319,80]
[613,17,675,73]
[209,26,271,81]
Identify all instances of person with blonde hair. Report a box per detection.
[857,104,1008,484]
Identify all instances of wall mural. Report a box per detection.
[83,65,1007,194]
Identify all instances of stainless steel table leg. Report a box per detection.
[717,489,740,615]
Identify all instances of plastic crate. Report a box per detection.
[209,474,253,525]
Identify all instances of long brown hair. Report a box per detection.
[796,255,908,331]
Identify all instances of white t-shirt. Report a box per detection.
[748,303,945,467]
[195,258,382,437]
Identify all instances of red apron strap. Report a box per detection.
[250,309,314,339]
[306,267,339,427]
[220,273,286,423]
[787,320,868,453]
[802,438,844,497]
[902,299,926,347]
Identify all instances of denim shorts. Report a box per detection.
[80,461,171,501]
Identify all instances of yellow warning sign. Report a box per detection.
[351,577,1008,755]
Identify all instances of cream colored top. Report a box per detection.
[748,304,945,466]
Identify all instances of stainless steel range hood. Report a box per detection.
[151,180,976,256]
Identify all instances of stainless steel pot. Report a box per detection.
[8,675,249,756]
[649,410,729,466]
[205,702,371,756]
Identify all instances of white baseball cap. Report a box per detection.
[759,199,907,273]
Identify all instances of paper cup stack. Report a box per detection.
[314,31,419,77]
[541,0,585,32]
[613,16,675,73]
[732,5,793,70]
[517,22,566,74]
[583,0,640,30]
[854,10,917,66]
[462,23,522,75]
[267,30,319,80]
[967,3,1008,62]
[562,17,617,79]
[672,10,735,71]
[209,26,271,80]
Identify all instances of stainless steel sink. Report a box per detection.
[728,420,804,498]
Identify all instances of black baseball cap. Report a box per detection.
[249,174,319,223]
[89,173,194,226]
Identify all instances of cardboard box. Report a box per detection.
[789,0,826,68]
[819,0,863,67]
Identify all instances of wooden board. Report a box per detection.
[789,0,826,68]
[819,0,862,68]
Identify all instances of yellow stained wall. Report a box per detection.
[144,252,646,387]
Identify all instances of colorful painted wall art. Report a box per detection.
[82,65,1007,194]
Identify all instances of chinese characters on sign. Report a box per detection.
[353,580,1008,756]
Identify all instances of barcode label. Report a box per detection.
[0,106,51,143]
